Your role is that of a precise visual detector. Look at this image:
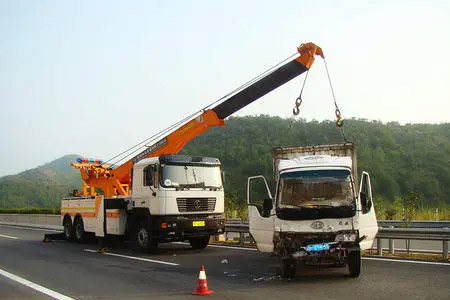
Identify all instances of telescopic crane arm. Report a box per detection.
[72,42,324,197]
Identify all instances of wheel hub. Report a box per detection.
[76,223,82,239]
[64,223,71,238]
[137,228,148,246]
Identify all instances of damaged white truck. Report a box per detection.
[247,143,378,278]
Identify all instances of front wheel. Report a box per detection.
[133,221,157,252]
[189,236,210,250]
[347,249,361,278]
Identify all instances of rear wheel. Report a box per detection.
[347,249,361,277]
[74,217,85,243]
[280,258,296,279]
[189,236,210,250]
[63,217,73,241]
[134,221,157,252]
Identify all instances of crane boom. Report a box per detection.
[72,42,324,197]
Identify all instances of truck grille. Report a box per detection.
[176,198,216,212]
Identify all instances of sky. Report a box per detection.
[0,0,449,176]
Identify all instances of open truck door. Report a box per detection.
[247,176,275,252]
[357,171,378,250]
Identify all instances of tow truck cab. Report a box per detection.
[130,155,225,246]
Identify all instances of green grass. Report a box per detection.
[414,208,450,220]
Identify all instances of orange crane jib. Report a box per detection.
[73,42,324,197]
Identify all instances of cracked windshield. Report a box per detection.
[162,165,222,188]
[278,169,354,208]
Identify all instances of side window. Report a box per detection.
[143,165,154,187]
[360,172,372,214]
[247,176,273,217]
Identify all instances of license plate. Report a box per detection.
[305,243,330,252]
[193,220,205,227]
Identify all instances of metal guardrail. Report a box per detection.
[1,214,448,259]
[378,220,450,228]
[225,219,450,228]
[0,214,60,226]
[224,221,450,260]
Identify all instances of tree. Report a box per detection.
[401,192,422,226]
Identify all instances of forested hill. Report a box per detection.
[0,155,81,208]
[0,117,449,209]
[181,116,450,206]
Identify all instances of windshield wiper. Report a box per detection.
[306,204,354,209]
[179,182,206,188]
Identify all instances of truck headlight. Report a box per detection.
[335,233,357,242]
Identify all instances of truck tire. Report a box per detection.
[134,221,157,252]
[63,216,74,241]
[189,236,210,249]
[74,217,85,243]
[281,258,296,279]
[347,249,361,278]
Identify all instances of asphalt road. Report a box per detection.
[1,225,449,300]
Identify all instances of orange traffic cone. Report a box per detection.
[192,265,214,296]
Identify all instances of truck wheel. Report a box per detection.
[134,221,157,252]
[281,258,296,279]
[347,249,361,278]
[189,236,210,249]
[74,217,85,243]
[63,217,74,241]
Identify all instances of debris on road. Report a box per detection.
[252,274,282,282]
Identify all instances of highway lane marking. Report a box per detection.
[0,267,76,300]
[363,257,450,266]
[207,244,257,251]
[2,225,447,266]
[84,249,180,266]
[174,241,258,251]
[0,224,61,232]
[0,234,18,239]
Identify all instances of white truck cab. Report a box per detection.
[247,144,378,278]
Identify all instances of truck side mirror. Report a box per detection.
[360,192,366,204]
[221,170,225,184]
[360,192,371,213]
[263,198,273,212]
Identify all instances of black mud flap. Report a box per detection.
[42,232,65,243]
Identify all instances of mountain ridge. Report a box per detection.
[0,154,82,208]
[1,116,449,208]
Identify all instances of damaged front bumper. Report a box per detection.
[274,231,362,264]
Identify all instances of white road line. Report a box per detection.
[363,257,450,266]
[207,244,449,265]
[0,267,75,300]
[0,224,61,232]
[173,241,258,251]
[0,234,18,239]
[208,244,257,251]
[84,249,179,266]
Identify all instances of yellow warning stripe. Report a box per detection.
[60,206,95,211]
[60,210,120,218]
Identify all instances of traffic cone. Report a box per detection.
[192,265,214,296]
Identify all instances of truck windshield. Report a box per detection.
[161,164,222,188]
[278,169,354,208]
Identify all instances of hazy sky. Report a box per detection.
[1,0,449,176]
